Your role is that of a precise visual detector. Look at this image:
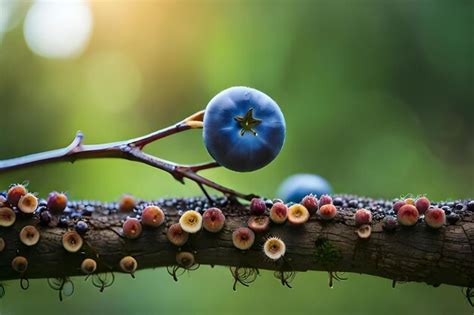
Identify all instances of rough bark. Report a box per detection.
[0,196,473,288]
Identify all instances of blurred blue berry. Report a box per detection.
[75,220,88,233]
[277,174,333,203]
[203,86,286,172]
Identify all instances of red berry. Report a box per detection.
[415,197,430,215]
[47,192,68,214]
[269,202,288,224]
[397,204,419,226]
[247,216,270,233]
[7,184,27,207]
[302,194,318,214]
[393,201,405,214]
[317,204,337,220]
[424,208,445,229]
[249,198,266,215]
[202,208,225,233]
[122,218,142,239]
[354,208,372,226]
[141,206,165,227]
[319,195,333,206]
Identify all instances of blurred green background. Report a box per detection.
[0,0,473,314]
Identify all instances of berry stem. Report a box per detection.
[0,110,257,201]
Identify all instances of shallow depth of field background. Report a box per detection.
[0,1,473,314]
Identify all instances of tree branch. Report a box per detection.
[0,195,472,289]
[0,110,256,201]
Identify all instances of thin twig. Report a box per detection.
[0,110,257,201]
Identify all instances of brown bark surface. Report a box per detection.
[0,197,473,287]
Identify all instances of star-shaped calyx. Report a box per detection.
[234,108,262,136]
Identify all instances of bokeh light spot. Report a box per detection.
[23,0,93,59]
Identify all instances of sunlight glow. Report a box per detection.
[23,0,93,58]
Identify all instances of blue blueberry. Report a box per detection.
[277,174,333,203]
[467,201,474,211]
[333,197,343,207]
[39,210,52,225]
[75,220,88,233]
[203,86,286,172]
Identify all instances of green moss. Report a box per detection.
[315,238,342,269]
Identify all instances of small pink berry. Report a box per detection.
[141,206,165,228]
[302,194,318,215]
[119,194,136,213]
[269,202,288,224]
[47,192,68,214]
[250,198,266,215]
[319,194,333,206]
[7,184,27,207]
[415,197,430,215]
[232,227,255,250]
[122,218,143,239]
[317,204,337,220]
[424,208,445,229]
[354,208,372,226]
[247,216,270,233]
[167,223,189,246]
[393,201,406,214]
[382,215,398,231]
[202,208,225,233]
[397,204,419,226]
